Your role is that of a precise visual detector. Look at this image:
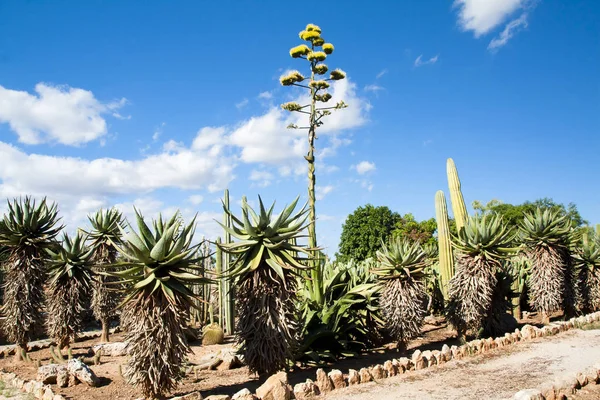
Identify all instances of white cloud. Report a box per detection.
[258,91,273,100]
[376,69,388,79]
[191,126,226,156]
[414,55,439,67]
[249,169,275,187]
[354,161,376,175]
[318,214,336,222]
[187,194,204,205]
[364,84,384,93]
[453,0,527,37]
[152,122,166,141]
[0,83,127,146]
[488,13,529,50]
[423,139,433,146]
[226,77,368,175]
[235,98,249,109]
[315,185,334,200]
[0,140,235,199]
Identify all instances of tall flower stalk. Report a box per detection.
[281,23,347,305]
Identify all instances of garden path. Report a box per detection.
[326,328,600,400]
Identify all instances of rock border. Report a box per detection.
[3,313,599,400]
[0,370,65,400]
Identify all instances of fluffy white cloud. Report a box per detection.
[488,13,529,50]
[187,194,204,205]
[414,55,439,67]
[0,83,127,146]
[235,98,249,109]
[258,91,273,100]
[249,169,275,187]
[354,161,376,175]
[454,0,526,36]
[0,141,235,198]
[315,185,334,200]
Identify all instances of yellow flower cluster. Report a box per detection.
[329,69,346,80]
[307,51,327,62]
[309,80,330,90]
[313,64,328,75]
[322,43,334,54]
[299,30,321,41]
[306,23,322,33]
[281,102,303,112]
[289,44,311,58]
[315,93,332,102]
[279,70,305,86]
[313,37,325,47]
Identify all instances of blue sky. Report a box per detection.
[0,0,598,255]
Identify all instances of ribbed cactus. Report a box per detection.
[215,237,223,327]
[510,256,531,319]
[435,190,454,300]
[223,189,234,335]
[447,158,468,233]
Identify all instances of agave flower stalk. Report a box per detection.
[519,208,573,323]
[0,197,63,360]
[447,215,516,336]
[218,196,313,376]
[46,232,94,351]
[108,209,210,399]
[373,239,429,351]
[280,24,348,303]
[82,208,124,342]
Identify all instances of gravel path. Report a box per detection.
[326,328,600,400]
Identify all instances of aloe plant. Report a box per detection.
[447,215,516,336]
[108,209,210,399]
[373,238,429,350]
[46,232,94,351]
[83,208,124,342]
[0,197,63,360]
[519,208,573,323]
[218,196,313,375]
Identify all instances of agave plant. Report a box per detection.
[372,238,428,350]
[519,208,573,322]
[447,214,516,336]
[298,258,382,363]
[46,232,94,351]
[0,197,62,360]
[572,235,600,313]
[82,208,124,342]
[109,209,210,399]
[218,196,312,376]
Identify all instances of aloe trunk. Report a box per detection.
[435,190,454,300]
[447,158,467,232]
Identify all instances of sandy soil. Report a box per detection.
[326,328,600,400]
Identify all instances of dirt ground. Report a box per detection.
[327,328,600,400]
[0,312,567,399]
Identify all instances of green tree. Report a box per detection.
[473,198,587,228]
[337,205,401,263]
[392,213,437,246]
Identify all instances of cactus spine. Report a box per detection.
[223,189,234,335]
[447,158,468,233]
[435,190,454,300]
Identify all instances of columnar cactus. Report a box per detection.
[435,190,454,300]
[447,158,468,233]
[222,189,234,334]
